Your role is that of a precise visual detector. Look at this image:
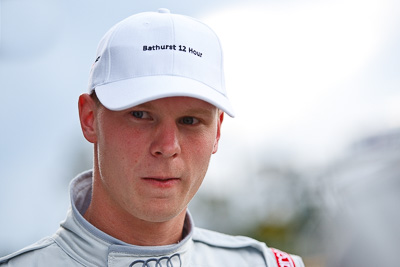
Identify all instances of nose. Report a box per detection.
[150,123,181,158]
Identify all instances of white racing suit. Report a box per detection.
[0,171,305,267]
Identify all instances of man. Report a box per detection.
[0,9,304,266]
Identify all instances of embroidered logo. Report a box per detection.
[129,253,181,267]
[142,44,202,57]
[271,248,296,267]
[91,56,101,68]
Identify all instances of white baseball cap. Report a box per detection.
[88,8,235,117]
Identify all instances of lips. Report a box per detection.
[142,177,180,188]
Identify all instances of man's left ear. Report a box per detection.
[212,111,224,154]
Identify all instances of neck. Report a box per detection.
[84,204,186,246]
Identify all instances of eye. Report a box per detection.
[130,111,150,119]
[180,116,199,125]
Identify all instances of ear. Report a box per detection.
[212,110,224,154]
[78,93,98,143]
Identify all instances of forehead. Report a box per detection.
[128,96,218,114]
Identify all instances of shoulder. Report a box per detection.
[0,237,54,265]
[193,227,265,250]
[0,237,81,266]
[192,227,304,267]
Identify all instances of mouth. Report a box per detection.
[142,177,181,188]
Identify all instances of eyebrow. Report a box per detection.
[133,102,154,109]
[183,108,216,117]
[133,102,217,117]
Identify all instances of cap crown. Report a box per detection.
[87,9,234,117]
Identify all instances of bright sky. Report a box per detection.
[201,0,400,167]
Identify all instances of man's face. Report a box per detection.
[86,96,223,223]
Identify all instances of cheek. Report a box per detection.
[96,125,145,177]
[186,134,214,159]
[185,131,217,172]
[99,122,145,153]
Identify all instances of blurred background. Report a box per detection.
[1,0,399,266]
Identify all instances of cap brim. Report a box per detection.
[94,75,235,117]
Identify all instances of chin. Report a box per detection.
[139,205,187,224]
